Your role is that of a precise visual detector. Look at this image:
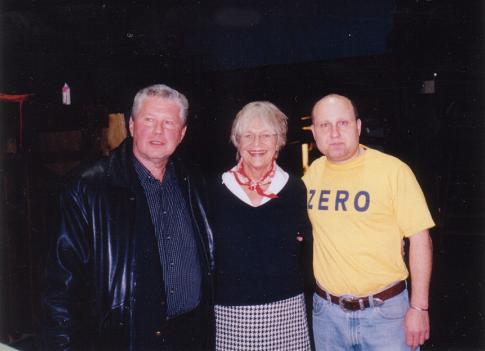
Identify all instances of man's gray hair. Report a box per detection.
[131,84,189,124]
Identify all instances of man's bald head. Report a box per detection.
[310,93,362,164]
[311,94,358,122]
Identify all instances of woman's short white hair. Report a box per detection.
[230,101,288,151]
[131,84,189,125]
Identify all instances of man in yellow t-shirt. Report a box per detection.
[303,94,434,351]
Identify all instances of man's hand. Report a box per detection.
[404,307,430,350]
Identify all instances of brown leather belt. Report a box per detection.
[315,280,406,312]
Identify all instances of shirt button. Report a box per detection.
[170,262,174,267]
[155,330,161,337]
[170,289,174,294]
[162,210,167,215]
[166,236,171,240]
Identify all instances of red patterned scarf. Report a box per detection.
[230,160,278,199]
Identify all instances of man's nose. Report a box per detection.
[154,121,164,133]
[330,125,340,138]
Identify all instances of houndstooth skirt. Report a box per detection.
[215,293,311,351]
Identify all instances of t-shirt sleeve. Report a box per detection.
[394,163,435,237]
[302,157,320,187]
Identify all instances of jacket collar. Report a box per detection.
[106,137,188,189]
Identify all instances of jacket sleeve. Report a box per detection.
[182,161,215,274]
[41,182,92,351]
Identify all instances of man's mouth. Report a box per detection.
[150,140,165,145]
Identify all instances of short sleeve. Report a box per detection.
[393,163,435,237]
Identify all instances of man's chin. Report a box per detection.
[326,152,348,163]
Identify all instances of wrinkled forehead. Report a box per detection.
[135,96,183,119]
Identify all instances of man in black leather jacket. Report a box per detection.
[41,84,215,351]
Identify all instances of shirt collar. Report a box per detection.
[133,157,174,185]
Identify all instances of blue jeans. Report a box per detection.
[313,289,417,351]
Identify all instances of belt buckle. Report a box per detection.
[338,295,358,312]
[338,296,385,311]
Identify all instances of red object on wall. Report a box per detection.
[0,93,33,148]
[0,94,31,103]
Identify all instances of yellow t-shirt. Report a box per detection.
[302,146,435,296]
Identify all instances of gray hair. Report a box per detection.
[131,84,189,125]
[230,101,288,151]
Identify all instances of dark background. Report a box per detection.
[0,0,484,350]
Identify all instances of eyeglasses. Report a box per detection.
[239,132,278,145]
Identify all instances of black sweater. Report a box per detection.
[212,175,312,305]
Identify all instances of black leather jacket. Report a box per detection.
[41,138,215,351]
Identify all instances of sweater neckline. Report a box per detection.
[221,163,289,207]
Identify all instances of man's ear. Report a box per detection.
[310,124,316,139]
[179,126,187,143]
[128,117,134,136]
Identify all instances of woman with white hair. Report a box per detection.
[212,101,312,350]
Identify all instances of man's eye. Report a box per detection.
[163,120,177,128]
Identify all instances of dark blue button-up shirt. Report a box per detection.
[134,158,201,318]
